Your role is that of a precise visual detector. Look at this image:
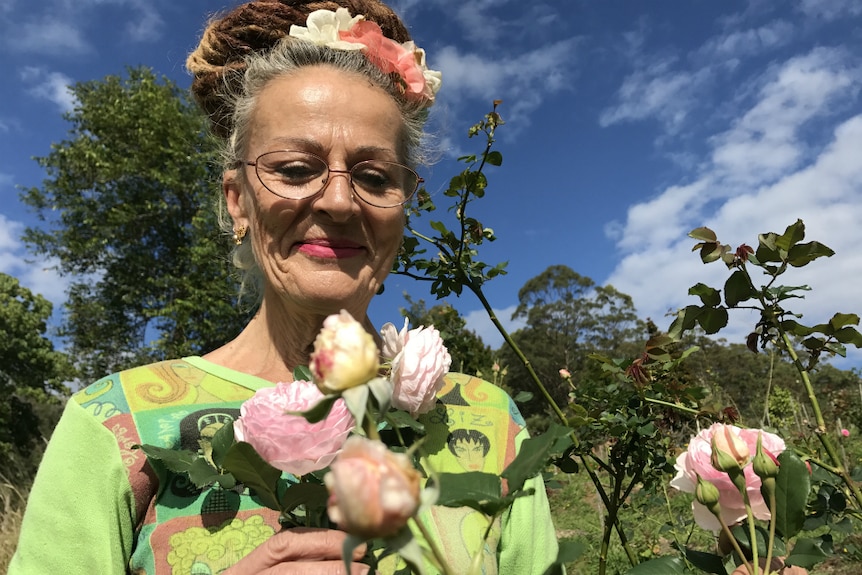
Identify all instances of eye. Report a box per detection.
[351,161,398,194]
[271,160,324,184]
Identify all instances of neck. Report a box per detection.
[202,297,380,383]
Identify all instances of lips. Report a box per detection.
[296,238,365,259]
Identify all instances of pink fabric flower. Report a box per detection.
[670,423,786,532]
[324,436,421,539]
[339,21,434,101]
[381,320,452,417]
[233,380,354,476]
[311,310,380,393]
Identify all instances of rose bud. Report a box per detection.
[311,310,380,393]
[710,425,750,474]
[324,436,421,539]
[695,474,722,517]
[752,432,780,480]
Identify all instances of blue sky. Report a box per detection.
[2,0,862,369]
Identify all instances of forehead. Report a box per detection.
[248,66,404,156]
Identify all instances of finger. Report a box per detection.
[230,528,365,573]
[259,560,371,575]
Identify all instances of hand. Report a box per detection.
[224,527,371,574]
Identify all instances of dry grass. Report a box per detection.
[0,477,27,573]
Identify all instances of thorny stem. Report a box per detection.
[411,515,456,575]
[740,262,862,510]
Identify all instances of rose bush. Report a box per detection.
[381,319,451,416]
[670,423,786,531]
[233,380,354,476]
[324,435,422,539]
[311,310,380,393]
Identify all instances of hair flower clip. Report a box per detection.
[289,8,442,106]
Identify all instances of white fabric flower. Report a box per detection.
[288,8,365,51]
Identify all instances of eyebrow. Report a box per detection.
[264,137,398,159]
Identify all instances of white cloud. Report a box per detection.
[696,20,794,61]
[2,0,163,55]
[20,67,77,113]
[709,47,860,186]
[7,18,90,55]
[0,213,69,306]
[599,58,713,133]
[435,39,578,133]
[463,304,526,349]
[606,70,862,369]
[797,0,862,21]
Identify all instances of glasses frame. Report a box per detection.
[243,150,423,208]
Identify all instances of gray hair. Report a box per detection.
[216,39,432,304]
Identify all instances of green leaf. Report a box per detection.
[724,270,753,307]
[542,539,588,574]
[134,444,198,474]
[689,283,721,307]
[187,457,222,489]
[512,391,534,403]
[210,420,235,468]
[385,409,426,433]
[222,441,282,511]
[293,365,313,381]
[787,241,835,267]
[689,227,717,242]
[624,556,689,574]
[502,423,571,492]
[776,219,806,252]
[696,306,728,334]
[829,313,860,330]
[290,393,342,424]
[682,548,727,575]
[435,471,502,510]
[280,481,328,513]
[774,450,810,538]
[784,535,832,568]
[833,326,862,347]
[485,151,503,166]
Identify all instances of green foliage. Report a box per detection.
[0,273,69,480]
[498,265,647,416]
[20,67,246,382]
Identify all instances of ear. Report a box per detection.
[224,169,249,229]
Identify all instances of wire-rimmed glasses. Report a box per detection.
[244,150,422,208]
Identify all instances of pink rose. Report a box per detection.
[670,423,786,532]
[382,320,452,416]
[233,380,354,476]
[559,368,571,379]
[311,310,380,393]
[324,436,421,539]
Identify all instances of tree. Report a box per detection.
[400,294,496,379]
[0,274,69,480]
[497,265,646,415]
[21,67,247,382]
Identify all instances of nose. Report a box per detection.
[314,168,359,220]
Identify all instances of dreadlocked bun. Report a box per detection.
[186,0,412,138]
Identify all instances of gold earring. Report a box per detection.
[232,225,248,246]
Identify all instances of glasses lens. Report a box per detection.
[254,151,327,200]
[350,160,419,207]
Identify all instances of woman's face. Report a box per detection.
[225,66,407,318]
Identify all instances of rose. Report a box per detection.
[324,436,421,539]
[233,380,354,476]
[710,424,751,473]
[311,310,380,393]
[381,319,451,416]
[670,423,786,532]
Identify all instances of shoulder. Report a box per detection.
[72,359,209,416]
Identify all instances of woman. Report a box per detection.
[10,1,558,573]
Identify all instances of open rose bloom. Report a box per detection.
[324,436,421,539]
[670,423,786,532]
[380,319,452,417]
[233,380,354,476]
